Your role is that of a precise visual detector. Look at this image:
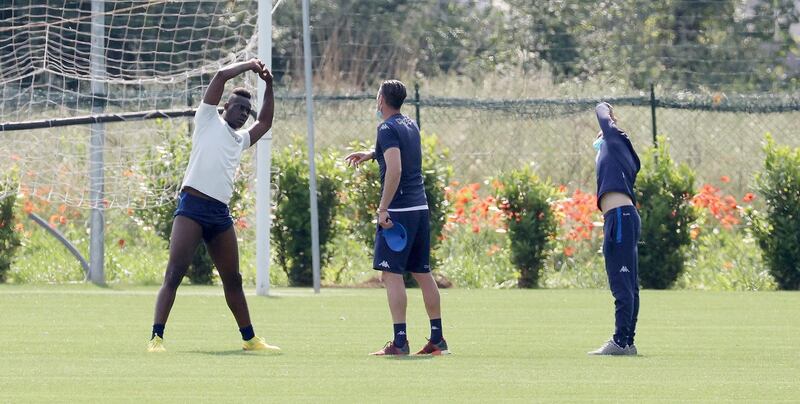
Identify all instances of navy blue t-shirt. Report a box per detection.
[595,103,640,210]
[374,114,428,209]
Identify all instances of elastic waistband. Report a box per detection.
[180,191,227,208]
[388,204,429,212]
[603,204,637,219]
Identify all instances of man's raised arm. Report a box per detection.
[202,58,265,106]
[247,68,274,146]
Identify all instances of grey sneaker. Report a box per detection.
[626,344,638,356]
[588,340,632,356]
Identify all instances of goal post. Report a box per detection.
[256,0,273,296]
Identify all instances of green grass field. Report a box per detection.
[1,286,798,402]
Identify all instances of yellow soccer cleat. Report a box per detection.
[242,336,281,352]
[147,336,166,353]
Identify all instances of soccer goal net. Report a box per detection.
[1,1,261,209]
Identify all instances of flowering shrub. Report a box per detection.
[494,167,558,288]
[444,181,503,236]
[438,181,515,288]
[635,140,697,289]
[748,135,800,290]
[1,170,21,282]
[680,180,771,291]
[272,142,344,286]
[690,183,754,233]
[552,188,602,255]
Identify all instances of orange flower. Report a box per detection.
[471,224,480,233]
[58,204,67,214]
[24,199,35,214]
[690,227,700,240]
[117,239,126,248]
[14,223,24,232]
[723,195,737,209]
[720,176,731,183]
[564,246,575,257]
[743,193,755,203]
[49,214,59,225]
[59,216,67,225]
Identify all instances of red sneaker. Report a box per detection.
[370,341,410,356]
[415,338,449,355]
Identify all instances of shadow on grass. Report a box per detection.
[380,355,436,361]
[587,354,649,359]
[184,350,283,357]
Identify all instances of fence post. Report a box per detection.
[415,82,421,130]
[88,0,106,285]
[650,83,658,148]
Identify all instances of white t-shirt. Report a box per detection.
[181,102,251,205]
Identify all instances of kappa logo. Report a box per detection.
[379,123,390,131]
[396,116,415,127]
[396,331,406,336]
[620,266,630,273]
[379,261,391,269]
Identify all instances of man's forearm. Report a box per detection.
[257,82,274,126]
[218,60,254,81]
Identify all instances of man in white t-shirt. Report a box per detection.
[147,58,277,352]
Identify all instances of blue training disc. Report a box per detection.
[382,222,407,252]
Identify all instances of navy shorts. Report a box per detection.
[373,209,431,274]
[173,192,234,242]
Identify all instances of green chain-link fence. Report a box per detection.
[273,89,800,195]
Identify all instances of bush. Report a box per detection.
[635,139,697,289]
[748,135,800,290]
[544,188,607,289]
[680,227,774,291]
[494,167,558,288]
[272,142,345,286]
[343,133,452,284]
[132,119,251,285]
[438,182,516,288]
[0,169,21,283]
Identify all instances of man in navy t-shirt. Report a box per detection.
[345,80,449,356]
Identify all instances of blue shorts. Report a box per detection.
[173,192,233,242]
[373,209,431,274]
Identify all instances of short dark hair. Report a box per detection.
[232,87,252,99]
[380,80,406,109]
